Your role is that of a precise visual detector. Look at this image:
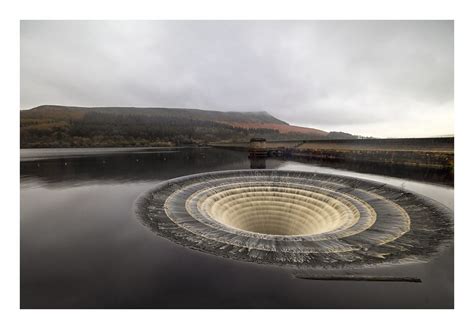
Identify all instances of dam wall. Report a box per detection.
[210,137,454,169]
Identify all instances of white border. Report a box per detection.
[3,1,473,328]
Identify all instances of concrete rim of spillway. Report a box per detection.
[133,169,453,269]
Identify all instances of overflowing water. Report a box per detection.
[135,170,451,267]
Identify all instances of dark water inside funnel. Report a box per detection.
[20,147,454,308]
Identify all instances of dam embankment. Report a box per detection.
[210,137,454,169]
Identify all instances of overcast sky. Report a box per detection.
[20,20,453,138]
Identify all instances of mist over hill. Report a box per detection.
[20,105,355,148]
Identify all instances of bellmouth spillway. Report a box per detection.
[134,170,453,268]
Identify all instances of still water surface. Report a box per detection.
[20,147,453,308]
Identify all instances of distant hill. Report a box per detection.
[20,105,352,148]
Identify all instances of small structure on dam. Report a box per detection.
[248,138,267,158]
[134,170,453,269]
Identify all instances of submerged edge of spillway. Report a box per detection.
[133,170,453,269]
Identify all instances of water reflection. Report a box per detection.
[249,157,267,169]
[275,155,453,186]
[21,148,265,187]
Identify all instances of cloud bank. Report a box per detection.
[20,20,453,137]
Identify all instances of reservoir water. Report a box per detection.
[20,147,454,308]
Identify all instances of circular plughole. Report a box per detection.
[134,170,453,268]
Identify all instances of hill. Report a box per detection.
[20,105,349,148]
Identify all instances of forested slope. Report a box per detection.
[20,105,352,148]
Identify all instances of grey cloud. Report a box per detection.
[20,20,453,137]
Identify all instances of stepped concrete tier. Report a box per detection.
[134,170,453,268]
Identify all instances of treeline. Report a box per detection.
[21,111,311,148]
